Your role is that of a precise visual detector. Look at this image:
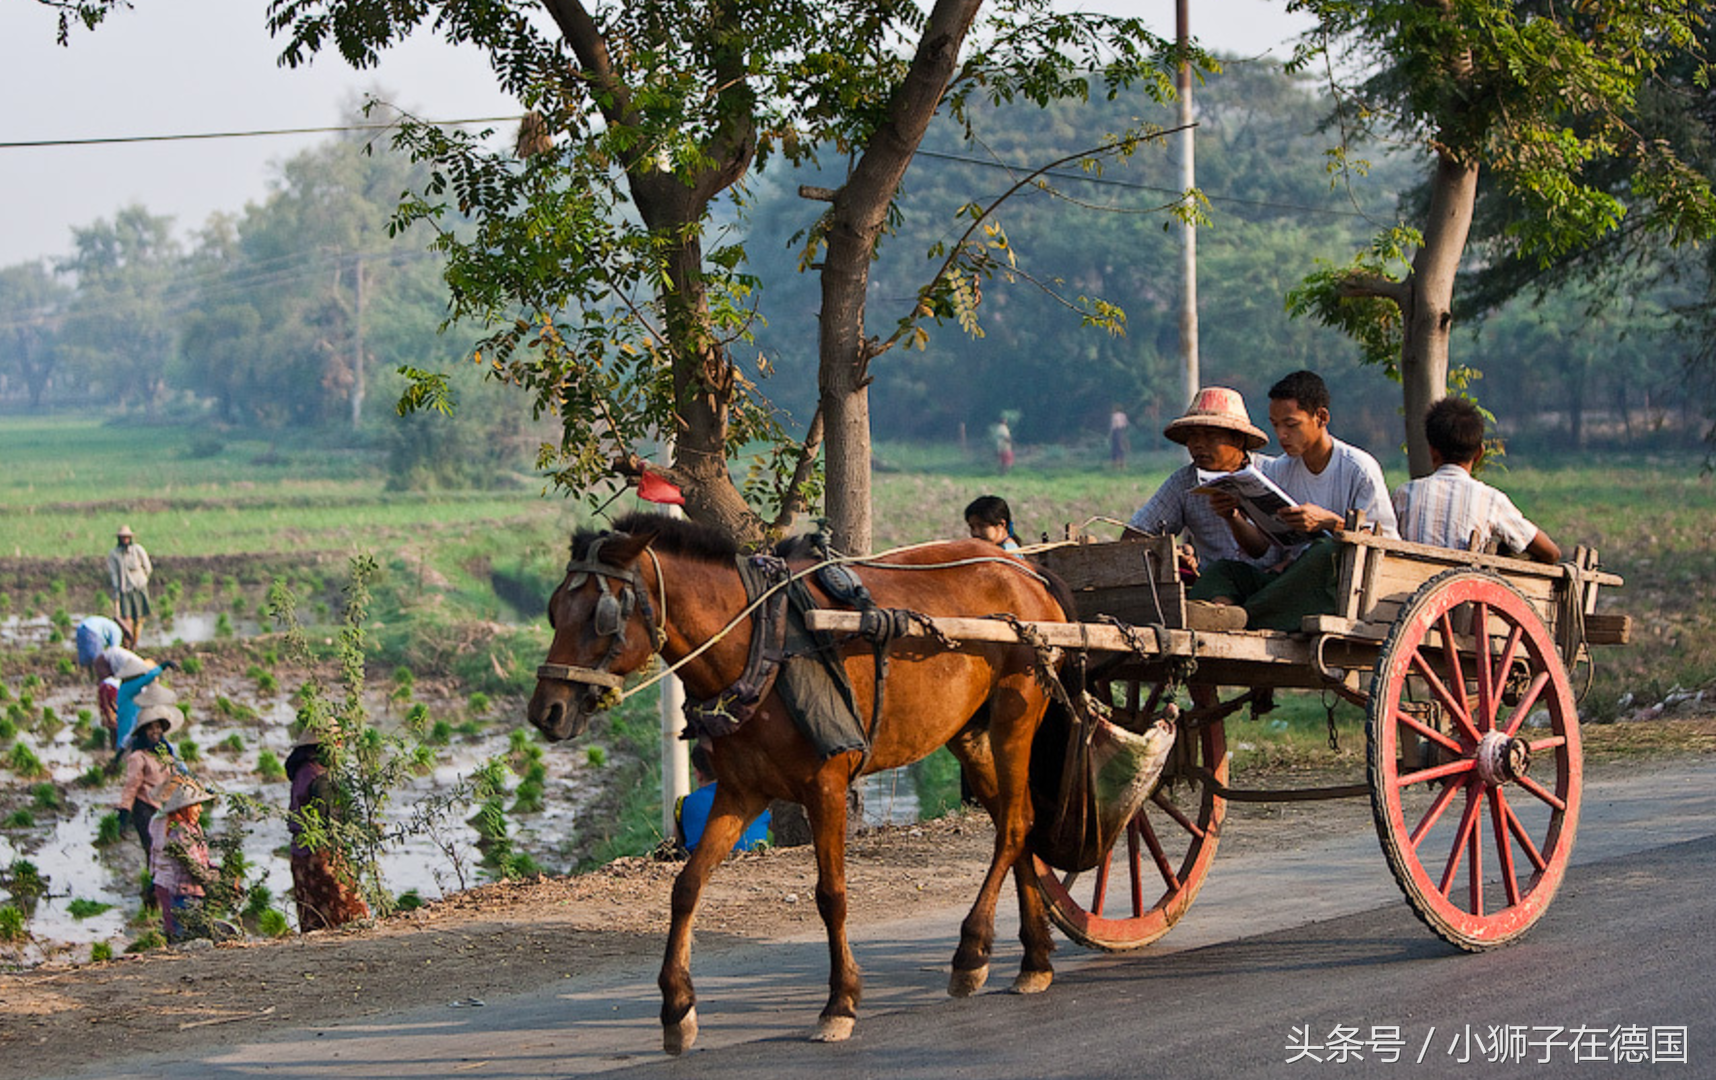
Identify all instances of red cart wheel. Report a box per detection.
[1034,709,1226,951]
[1368,569,1581,950]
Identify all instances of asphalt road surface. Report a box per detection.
[76,759,1716,1080]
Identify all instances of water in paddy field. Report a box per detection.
[0,666,617,966]
[1,610,263,650]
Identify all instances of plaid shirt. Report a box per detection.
[1392,464,1539,554]
[1129,459,1271,565]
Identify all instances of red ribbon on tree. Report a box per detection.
[636,466,685,505]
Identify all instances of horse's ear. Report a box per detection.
[599,529,658,567]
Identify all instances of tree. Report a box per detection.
[56,206,182,413]
[200,0,1181,550]
[1285,0,1716,475]
[0,261,71,408]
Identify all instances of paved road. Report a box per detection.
[76,760,1716,1079]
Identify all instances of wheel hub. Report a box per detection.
[1475,730,1530,785]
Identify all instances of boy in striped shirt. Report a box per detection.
[1392,398,1560,564]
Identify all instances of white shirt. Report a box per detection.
[1262,437,1399,540]
[1392,464,1539,554]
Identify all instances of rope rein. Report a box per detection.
[610,546,1053,703]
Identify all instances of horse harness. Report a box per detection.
[535,536,664,703]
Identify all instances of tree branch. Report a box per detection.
[769,407,825,535]
[1337,272,1411,308]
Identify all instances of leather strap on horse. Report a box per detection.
[683,555,791,738]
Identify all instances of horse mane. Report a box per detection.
[571,511,741,566]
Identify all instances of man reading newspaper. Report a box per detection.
[1187,371,1397,631]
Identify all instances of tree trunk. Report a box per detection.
[817,0,985,555]
[1400,150,1478,477]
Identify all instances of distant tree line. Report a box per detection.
[1,64,1709,477]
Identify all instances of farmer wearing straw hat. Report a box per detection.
[1126,386,1274,578]
[107,524,154,646]
[115,697,183,874]
[147,774,216,941]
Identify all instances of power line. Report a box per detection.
[0,116,525,150]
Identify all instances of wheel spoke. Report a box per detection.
[1399,757,1477,790]
[1472,601,1495,733]
[1500,789,1549,872]
[1139,813,1179,892]
[1503,671,1552,736]
[1410,649,1482,744]
[1436,610,1468,714]
[1392,704,1468,757]
[1127,822,1145,915]
[1512,772,1567,813]
[1151,788,1205,841]
[1409,775,1465,849]
[1468,789,1485,916]
[1091,848,1112,917]
[1492,622,1525,712]
[1437,780,1483,900]
[1491,788,1522,906]
[1525,734,1566,753]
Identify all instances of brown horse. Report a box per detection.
[527,512,1072,1054]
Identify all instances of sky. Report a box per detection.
[0,0,1311,269]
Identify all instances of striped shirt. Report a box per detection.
[1129,459,1274,566]
[1392,464,1539,555]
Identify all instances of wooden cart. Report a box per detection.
[810,530,1628,953]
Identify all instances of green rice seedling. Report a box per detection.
[0,682,9,702]
[51,607,71,632]
[30,783,61,810]
[394,888,425,912]
[242,883,273,920]
[2,809,36,829]
[255,670,278,694]
[215,612,233,639]
[125,929,166,953]
[89,941,114,962]
[428,719,452,745]
[94,812,124,846]
[21,675,40,691]
[180,655,203,676]
[46,628,63,644]
[262,648,278,667]
[179,738,201,764]
[507,729,531,755]
[454,719,483,737]
[0,594,10,613]
[0,906,26,942]
[511,779,545,814]
[38,708,64,739]
[231,594,248,614]
[67,898,113,920]
[0,715,15,740]
[6,743,47,779]
[216,733,246,754]
[257,909,290,938]
[255,750,286,781]
[468,691,491,715]
[56,655,75,677]
[585,746,607,767]
[404,702,430,735]
[49,578,66,598]
[82,726,109,753]
[76,708,93,725]
[78,764,108,788]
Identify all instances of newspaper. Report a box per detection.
[1193,464,1317,548]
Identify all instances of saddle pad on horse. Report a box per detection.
[775,576,868,761]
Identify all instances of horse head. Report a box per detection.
[528,527,662,741]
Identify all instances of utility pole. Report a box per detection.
[1176,0,1200,405]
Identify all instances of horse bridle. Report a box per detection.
[536,536,666,695]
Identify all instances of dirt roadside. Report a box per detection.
[1,721,1712,1080]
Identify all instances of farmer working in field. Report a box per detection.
[1189,370,1398,631]
[1393,397,1560,564]
[1125,386,1274,589]
[107,524,154,645]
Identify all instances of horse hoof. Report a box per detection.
[663,1006,698,1056]
[1009,970,1053,995]
[811,1015,856,1042]
[948,963,989,997]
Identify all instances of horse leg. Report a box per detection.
[949,697,1042,997]
[657,791,756,1056]
[1009,851,1055,994]
[803,775,862,1042]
